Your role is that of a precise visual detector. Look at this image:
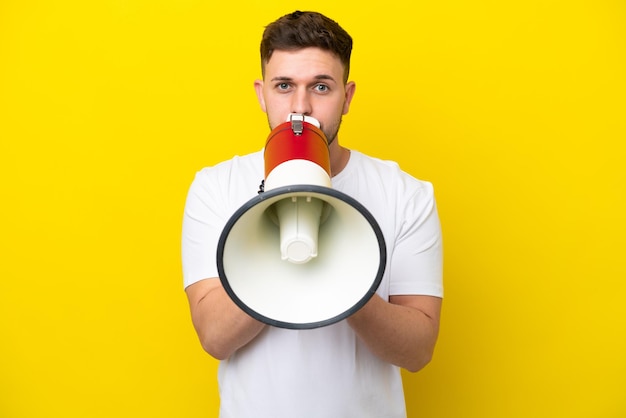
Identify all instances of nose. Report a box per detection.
[291,89,312,115]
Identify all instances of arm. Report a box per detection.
[347,177,443,372]
[347,294,441,373]
[185,277,266,360]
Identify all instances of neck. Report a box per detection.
[329,140,350,177]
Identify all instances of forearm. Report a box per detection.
[186,278,266,360]
[347,294,441,372]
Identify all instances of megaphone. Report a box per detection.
[217,114,386,329]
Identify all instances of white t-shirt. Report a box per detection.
[182,149,443,418]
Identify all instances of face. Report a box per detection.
[254,47,356,145]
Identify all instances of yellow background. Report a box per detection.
[1,1,625,417]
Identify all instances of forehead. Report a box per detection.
[264,48,344,81]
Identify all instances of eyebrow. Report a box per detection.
[270,74,337,83]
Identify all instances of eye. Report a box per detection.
[276,82,291,91]
[314,84,329,93]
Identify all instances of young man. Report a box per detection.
[182,11,443,418]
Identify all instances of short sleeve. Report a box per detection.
[388,180,444,297]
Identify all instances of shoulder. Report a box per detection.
[347,150,434,197]
[195,150,263,182]
[186,150,264,207]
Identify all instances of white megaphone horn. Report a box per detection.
[217,114,386,329]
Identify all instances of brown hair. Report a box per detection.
[260,11,353,82]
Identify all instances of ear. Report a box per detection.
[342,81,356,115]
[254,79,267,113]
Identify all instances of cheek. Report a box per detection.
[320,102,345,123]
[265,98,299,123]
[266,107,290,129]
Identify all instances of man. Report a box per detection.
[182,10,443,418]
